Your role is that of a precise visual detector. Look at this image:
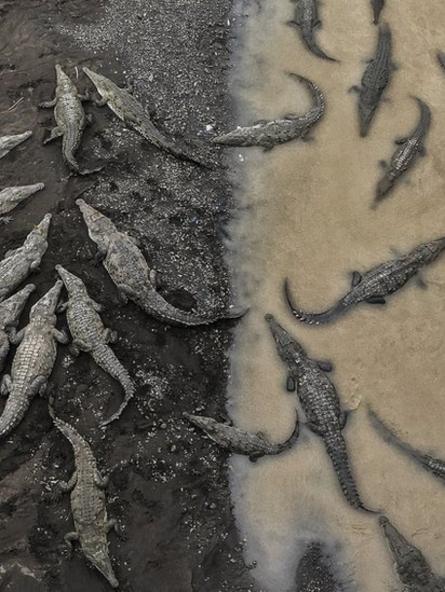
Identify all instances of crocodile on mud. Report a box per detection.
[39,65,101,176]
[0,284,35,373]
[0,213,51,302]
[371,0,385,24]
[350,23,394,137]
[48,397,119,588]
[285,235,445,325]
[287,0,337,62]
[369,407,445,483]
[211,73,325,149]
[0,183,44,222]
[56,265,134,426]
[0,281,67,439]
[379,515,445,592]
[0,130,32,160]
[375,96,431,205]
[82,66,210,168]
[265,313,374,512]
[184,410,299,462]
[77,199,246,326]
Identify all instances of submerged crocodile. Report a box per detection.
[56,265,134,426]
[287,0,337,62]
[0,284,35,373]
[82,66,208,168]
[375,97,431,204]
[49,398,119,588]
[266,314,373,512]
[0,213,51,302]
[285,235,445,325]
[371,0,385,24]
[77,199,245,326]
[0,130,32,159]
[184,410,299,462]
[369,407,445,483]
[0,183,44,221]
[40,65,100,176]
[211,73,325,149]
[437,51,445,72]
[351,23,394,137]
[0,281,66,439]
[379,516,445,592]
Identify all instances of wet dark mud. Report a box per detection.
[0,0,259,590]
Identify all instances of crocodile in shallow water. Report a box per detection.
[287,0,337,62]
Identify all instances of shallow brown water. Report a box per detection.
[228,1,445,590]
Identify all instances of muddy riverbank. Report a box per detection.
[0,1,258,590]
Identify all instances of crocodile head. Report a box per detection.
[265,314,306,364]
[55,64,76,94]
[24,213,52,252]
[0,284,35,326]
[379,516,433,585]
[82,542,119,588]
[77,199,115,251]
[56,265,88,298]
[82,67,115,101]
[29,280,63,321]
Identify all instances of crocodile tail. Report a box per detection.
[272,410,300,455]
[48,395,89,451]
[301,31,338,62]
[91,344,135,427]
[139,288,248,327]
[162,140,215,169]
[284,279,347,325]
[323,430,376,513]
[0,391,30,439]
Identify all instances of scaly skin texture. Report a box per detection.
[0,284,35,373]
[371,0,385,24]
[369,408,445,483]
[40,65,99,175]
[56,265,134,426]
[49,399,119,588]
[265,314,374,512]
[0,130,32,159]
[212,74,325,149]
[0,183,44,216]
[285,236,445,325]
[0,281,66,438]
[82,66,208,167]
[375,97,431,204]
[351,23,394,137]
[184,411,299,462]
[379,516,445,591]
[0,214,51,302]
[287,0,337,62]
[77,199,245,326]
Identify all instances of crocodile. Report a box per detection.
[0,130,32,160]
[375,97,431,204]
[0,183,44,222]
[379,515,445,592]
[82,66,209,168]
[77,199,246,326]
[211,73,325,149]
[369,407,445,483]
[0,213,51,302]
[40,64,100,176]
[371,0,385,24]
[48,397,119,588]
[0,284,35,373]
[0,281,67,439]
[56,265,134,426]
[350,23,394,137]
[285,235,445,325]
[287,0,337,62]
[265,314,374,512]
[184,410,299,462]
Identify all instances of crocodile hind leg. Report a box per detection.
[0,374,12,396]
[59,472,78,492]
[54,329,69,344]
[94,471,109,488]
[106,518,119,534]
[43,127,63,144]
[103,328,118,344]
[65,531,79,551]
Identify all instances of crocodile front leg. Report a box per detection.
[39,98,57,108]
[8,327,25,345]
